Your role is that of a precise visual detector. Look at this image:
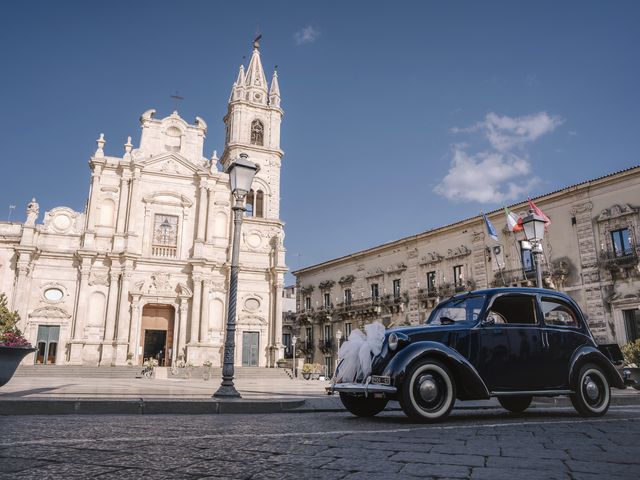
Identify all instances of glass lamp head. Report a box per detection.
[522,211,546,242]
[226,153,260,196]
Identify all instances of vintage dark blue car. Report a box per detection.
[330,287,625,422]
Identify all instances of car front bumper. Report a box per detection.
[326,381,397,397]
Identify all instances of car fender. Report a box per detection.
[569,345,625,389]
[381,341,490,400]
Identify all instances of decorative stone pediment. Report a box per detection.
[29,305,71,319]
[141,153,202,176]
[597,204,638,222]
[238,314,267,326]
[365,268,384,279]
[420,252,443,265]
[338,275,355,285]
[142,191,193,208]
[132,273,192,298]
[386,263,407,274]
[446,245,472,259]
[89,271,110,287]
[319,280,335,290]
[42,207,84,235]
[300,285,314,295]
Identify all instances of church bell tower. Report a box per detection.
[221,38,283,219]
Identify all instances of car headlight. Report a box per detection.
[388,333,399,351]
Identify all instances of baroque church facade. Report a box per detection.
[0,43,287,367]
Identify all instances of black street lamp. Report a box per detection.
[214,153,259,398]
[521,210,547,289]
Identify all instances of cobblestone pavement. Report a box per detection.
[1,405,640,479]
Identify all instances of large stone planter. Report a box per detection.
[0,346,36,387]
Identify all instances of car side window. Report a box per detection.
[541,298,579,328]
[487,295,537,325]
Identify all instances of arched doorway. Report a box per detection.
[140,304,175,366]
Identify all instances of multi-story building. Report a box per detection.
[0,41,287,368]
[292,166,640,376]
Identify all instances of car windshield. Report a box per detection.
[427,295,486,325]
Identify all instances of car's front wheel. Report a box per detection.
[339,393,388,417]
[400,359,456,422]
[570,363,611,417]
[498,395,532,413]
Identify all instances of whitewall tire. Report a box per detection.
[400,359,456,422]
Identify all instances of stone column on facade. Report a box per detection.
[125,170,141,234]
[199,280,210,344]
[196,179,208,242]
[178,300,189,360]
[113,271,132,363]
[100,271,121,365]
[69,261,92,364]
[406,248,420,325]
[571,201,609,342]
[205,187,215,243]
[272,280,285,362]
[86,166,102,232]
[115,174,130,234]
[129,300,142,364]
[471,231,489,289]
[190,274,203,344]
[12,262,31,332]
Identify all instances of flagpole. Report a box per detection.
[481,212,505,287]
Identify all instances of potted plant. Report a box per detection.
[301,363,314,380]
[0,293,35,387]
[621,339,640,390]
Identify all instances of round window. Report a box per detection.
[244,298,260,311]
[44,288,63,302]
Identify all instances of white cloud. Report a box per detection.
[435,111,561,203]
[294,26,320,45]
[434,147,539,203]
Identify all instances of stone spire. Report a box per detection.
[95,133,105,158]
[269,69,280,108]
[243,41,268,105]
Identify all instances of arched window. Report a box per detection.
[245,190,255,217]
[165,126,182,152]
[250,120,264,146]
[255,190,264,218]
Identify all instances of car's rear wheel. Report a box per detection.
[400,359,456,422]
[570,363,611,417]
[339,393,388,417]
[498,395,533,413]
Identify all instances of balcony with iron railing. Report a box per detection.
[598,245,639,271]
[318,338,334,354]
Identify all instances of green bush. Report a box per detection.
[622,339,640,366]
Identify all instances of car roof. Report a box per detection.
[450,287,575,303]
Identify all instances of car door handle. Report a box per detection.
[541,331,549,349]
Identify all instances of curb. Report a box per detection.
[0,398,305,416]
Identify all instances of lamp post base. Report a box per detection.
[213,382,242,398]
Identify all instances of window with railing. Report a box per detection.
[345,322,352,340]
[393,279,401,299]
[520,241,534,272]
[453,265,463,288]
[323,293,331,308]
[344,288,352,306]
[304,296,311,310]
[152,214,178,258]
[427,271,436,292]
[611,228,632,257]
[371,283,379,300]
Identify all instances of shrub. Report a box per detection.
[622,339,640,367]
[0,293,31,347]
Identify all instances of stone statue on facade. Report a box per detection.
[25,198,39,226]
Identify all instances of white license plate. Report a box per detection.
[371,375,390,385]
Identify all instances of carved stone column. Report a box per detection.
[100,271,121,365]
[129,300,141,364]
[190,274,203,343]
[273,280,284,360]
[86,166,102,231]
[116,271,132,343]
[205,187,215,243]
[13,263,30,332]
[571,201,609,342]
[125,170,141,234]
[178,300,189,359]
[69,261,91,364]
[199,280,210,343]
[115,174,130,234]
[196,179,208,241]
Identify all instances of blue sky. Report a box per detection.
[1,1,639,284]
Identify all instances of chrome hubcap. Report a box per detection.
[584,376,599,401]
[419,375,438,402]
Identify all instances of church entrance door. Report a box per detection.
[140,304,174,366]
[242,332,259,367]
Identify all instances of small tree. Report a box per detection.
[0,293,30,347]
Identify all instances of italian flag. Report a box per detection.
[504,207,523,232]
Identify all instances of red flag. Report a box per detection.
[528,199,551,229]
